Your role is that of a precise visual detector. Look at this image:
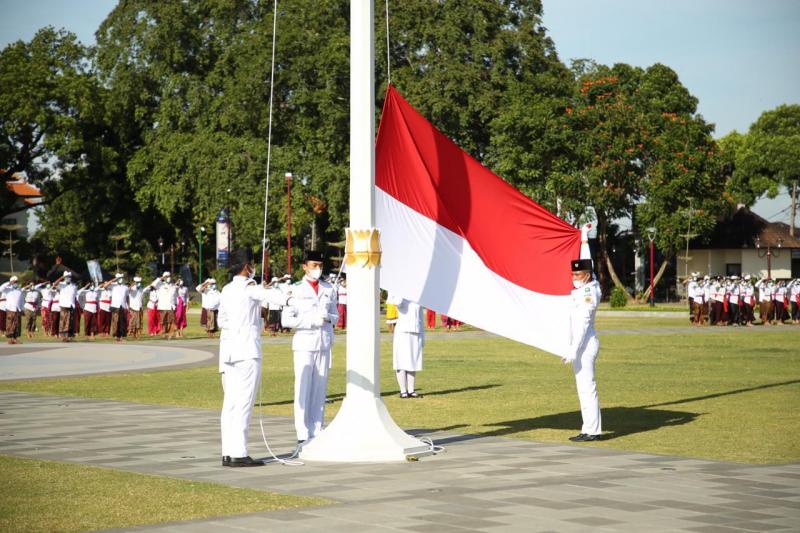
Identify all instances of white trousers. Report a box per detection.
[220,358,261,458]
[396,370,416,394]
[294,350,330,441]
[572,336,601,435]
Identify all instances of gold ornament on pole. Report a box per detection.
[344,228,382,268]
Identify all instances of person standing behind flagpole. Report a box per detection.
[281,250,338,447]
[387,292,425,398]
[218,247,290,467]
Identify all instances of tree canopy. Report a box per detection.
[1,0,766,294]
[722,104,800,206]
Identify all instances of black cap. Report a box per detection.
[230,247,254,274]
[571,259,593,272]
[303,250,324,263]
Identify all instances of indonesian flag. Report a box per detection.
[376,85,581,358]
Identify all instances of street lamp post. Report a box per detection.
[756,237,782,279]
[157,237,165,270]
[646,227,657,307]
[198,226,206,283]
[285,172,293,274]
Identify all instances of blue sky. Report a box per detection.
[1,0,797,220]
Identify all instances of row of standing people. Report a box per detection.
[686,274,800,326]
[0,270,192,343]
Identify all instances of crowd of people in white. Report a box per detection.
[685,273,800,326]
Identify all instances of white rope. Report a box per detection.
[260,0,279,281]
[255,0,303,467]
[385,0,391,84]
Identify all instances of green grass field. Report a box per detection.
[0,455,328,533]
[2,314,798,464]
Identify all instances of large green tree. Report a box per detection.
[92,0,574,276]
[556,62,724,298]
[722,104,800,209]
[0,27,104,218]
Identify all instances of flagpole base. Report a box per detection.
[299,394,431,462]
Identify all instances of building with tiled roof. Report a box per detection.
[687,207,800,279]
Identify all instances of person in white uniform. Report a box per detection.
[197,278,221,338]
[563,257,602,442]
[127,277,147,338]
[387,292,425,398]
[281,250,338,446]
[1,276,24,344]
[218,247,289,467]
[55,271,77,341]
[151,272,178,339]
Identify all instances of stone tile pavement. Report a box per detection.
[2,391,798,532]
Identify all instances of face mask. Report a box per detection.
[135,283,141,288]
[164,277,171,284]
[572,280,586,289]
[308,268,322,280]
[247,266,256,280]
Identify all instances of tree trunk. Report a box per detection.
[604,254,634,302]
[638,255,672,303]
[596,215,634,302]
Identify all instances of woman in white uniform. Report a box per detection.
[388,293,424,398]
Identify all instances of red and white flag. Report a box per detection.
[376,85,581,358]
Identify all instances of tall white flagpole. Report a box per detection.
[300,0,428,462]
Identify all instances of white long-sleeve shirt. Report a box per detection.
[281,278,338,352]
[196,284,221,310]
[0,282,23,312]
[110,283,129,309]
[128,286,147,311]
[218,276,289,372]
[58,281,77,309]
[568,280,601,361]
[151,280,177,311]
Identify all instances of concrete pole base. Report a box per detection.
[300,394,431,462]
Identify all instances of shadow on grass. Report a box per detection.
[641,379,800,408]
[477,379,800,440]
[256,383,501,407]
[480,406,699,440]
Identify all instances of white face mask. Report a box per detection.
[246,266,256,280]
[308,268,322,280]
[572,280,586,289]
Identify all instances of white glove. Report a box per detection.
[561,352,576,365]
[317,310,329,323]
[311,315,324,327]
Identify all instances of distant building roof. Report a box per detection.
[691,207,800,249]
[5,179,42,198]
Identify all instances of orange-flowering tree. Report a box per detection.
[556,62,725,299]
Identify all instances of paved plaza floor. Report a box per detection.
[1,331,798,532]
[1,388,798,532]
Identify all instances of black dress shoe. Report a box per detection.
[569,433,600,442]
[222,455,264,467]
